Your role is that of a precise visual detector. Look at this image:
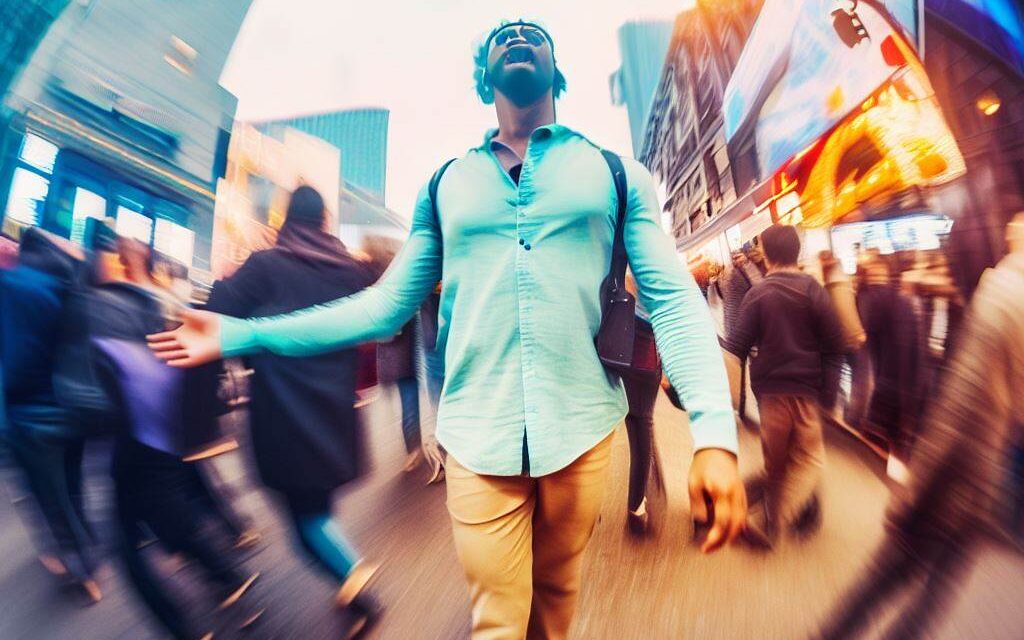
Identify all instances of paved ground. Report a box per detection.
[2,387,1023,639]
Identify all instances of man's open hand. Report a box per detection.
[148,308,223,368]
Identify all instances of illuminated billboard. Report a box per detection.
[723,0,921,181]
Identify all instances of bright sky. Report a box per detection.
[220,0,695,218]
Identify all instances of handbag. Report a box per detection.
[594,150,638,373]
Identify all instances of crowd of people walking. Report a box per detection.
[2,18,1023,640]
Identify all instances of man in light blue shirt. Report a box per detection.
[151,20,746,639]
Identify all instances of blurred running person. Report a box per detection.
[149,21,744,640]
[89,231,261,639]
[817,215,1024,639]
[621,273,665,536]
[725,225,847,546]
[203,186,380,637]
[0,228,101,603]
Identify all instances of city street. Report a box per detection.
[2,389,1023,640]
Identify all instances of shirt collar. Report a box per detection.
[479,124,573,150]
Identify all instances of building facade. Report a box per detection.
[213,120,407,279]
[261,108,390,204]
[638,0,764,246]
[0,0,253,273]
[611,21,672,158]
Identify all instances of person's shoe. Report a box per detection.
[627,498,650,537]
[335,562,380,608]
[38,554,68,577]
[342,592,382,640]
[233,529,263,551]
[740,508,774,551]
[237,607,265,630]
[77,578,103,605]
[218,572,260,610]
[791,495,823,539]
[741,524,774,551]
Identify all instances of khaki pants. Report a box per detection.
[758,395,825,530]
[445,432,614,640]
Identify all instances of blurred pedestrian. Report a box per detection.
[363,236,428,471]
[723,243,766,424]
[0,227,101,603]
[89,232,262,639]
[725,226,848,546]
[818,250,866,418]
[857,253,925,461]
[203,186,381,636]
[416,285,447,484]
[622,273,666,536]
[722,243,766,340]
[377,319,423,470]
[148,20,743,640]
[816,213,1024,640]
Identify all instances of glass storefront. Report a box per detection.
[2,130,197,267]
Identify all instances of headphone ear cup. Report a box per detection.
[478,69,494,104]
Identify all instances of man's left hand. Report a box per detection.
[688,448,746,553]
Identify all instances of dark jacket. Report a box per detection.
[207,247,374,493]
[725,271,847,399]
[1,233,79,436]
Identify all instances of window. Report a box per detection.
[154,218,194,265]
[4,133,58,232]
[70,187,107,245]
[116,206,153,243]
[4,169,50,227]
[19,134,58,173]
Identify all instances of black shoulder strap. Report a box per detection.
[600,149,628,287]
[429,158,457,231]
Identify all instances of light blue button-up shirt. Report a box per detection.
[220,124,736,477]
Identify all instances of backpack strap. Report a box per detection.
[429,158,457,231]
[599,149,628,288]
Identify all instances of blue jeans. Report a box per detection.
[397,376,421,454]
[283,491,359,583]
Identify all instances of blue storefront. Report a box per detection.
[0,0,252,273]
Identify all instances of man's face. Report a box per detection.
[486,23,556,107]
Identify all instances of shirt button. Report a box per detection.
[524,244,532,251]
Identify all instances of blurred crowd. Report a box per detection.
[2,184,1023,640]
[0,186,442,639]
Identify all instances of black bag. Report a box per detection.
[594,150,637,372]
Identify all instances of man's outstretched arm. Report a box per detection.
[150,185,442,365]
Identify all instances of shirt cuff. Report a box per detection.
[689,410,739,455]
[220,315,259,358]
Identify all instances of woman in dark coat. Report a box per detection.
[205,186,379,633]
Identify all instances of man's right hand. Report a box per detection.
[148,308,223,368]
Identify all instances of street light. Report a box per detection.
[976,89,1001,116]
